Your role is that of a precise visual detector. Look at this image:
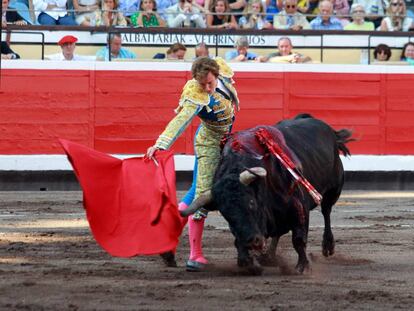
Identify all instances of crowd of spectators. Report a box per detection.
[1,0,414,30]
[1,30,413,65]
[1,0,414,64]
[4,31,408,66]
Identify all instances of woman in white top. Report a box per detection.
[238,0,272,29]
[73,0,100,26]
[379,0,414,31]
[95,0,127,26]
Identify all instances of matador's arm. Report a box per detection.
[155,101,201,150]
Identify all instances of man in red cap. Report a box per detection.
[46,35,95,61]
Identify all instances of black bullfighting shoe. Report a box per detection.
[186,260,206,272]
[160,251,177,267]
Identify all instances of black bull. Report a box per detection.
[181,114,353,275]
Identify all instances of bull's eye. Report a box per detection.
[249,199,256,210]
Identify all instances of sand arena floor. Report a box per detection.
[1,190,414,310]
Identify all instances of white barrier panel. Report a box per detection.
[0,155,414,171]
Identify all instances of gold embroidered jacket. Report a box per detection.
[155,58,240,150]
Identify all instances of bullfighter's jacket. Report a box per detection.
[155,57,239,151]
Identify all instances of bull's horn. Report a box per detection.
[239,167,267,185]
[180,190,212,217]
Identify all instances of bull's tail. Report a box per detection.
[335,129,354,157]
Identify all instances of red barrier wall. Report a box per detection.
[1,67,414,155]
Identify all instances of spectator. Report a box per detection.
[298,0,320,20]
[331,0,350,26]
[344,3,375,30]
[195,42,210,57]
[310,0,343,29]
[273,0,311,30]
[407,2,414,18]
[96,33,137,61]
[153,52,166,59]
[352,0,385,28]
[239,0,272,29]
[400,42,414,64]
[4,0,34,24]
[192,0,211,13]
[1,41,20,59]
[258,37,312,63]
[379,0,414,31]
[225,36,257,61]
[166,0,206,27]
[264,0,283,24]
[2,0,28,25]
[228,0,246,22]
[157,0,177,20]
[207,0,238,28]
[33,0,77,25]
[46,35,96,61]
[72,0,100,26]
[94,0,127,26]
[373,43,392,61]
[118,0,139,23]
[130,0,166,26]
[167,42,187,59]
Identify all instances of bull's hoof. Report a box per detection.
[256,253,278,267]
[160,251,177,267]
[322,239,335,257]
[247,263,264,276]
[240,257,263,276]
[295,261,310,274]
[322,248,335,257]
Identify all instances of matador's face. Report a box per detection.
[197,72,218,95]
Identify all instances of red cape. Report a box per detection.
[59,139,183,257]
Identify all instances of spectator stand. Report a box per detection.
[1,3,41,85]
[0,29,44,88]
[1,29,45,56]
[1,24,414,64]
[368,33,414,64]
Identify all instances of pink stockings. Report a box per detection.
[178,202,208,264]
[188,217,208,264]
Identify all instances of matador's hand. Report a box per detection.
[146,145,159,159]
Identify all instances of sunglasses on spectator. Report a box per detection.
[286,4,296,8]
[391,2,403,6]
[353,10,365,13]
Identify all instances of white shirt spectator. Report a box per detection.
[352,0,385,16]
[381,16,414,31]
[33,0,69,20]
[273,11,311,29]
[78,0,97,5]
[46,53,96,61]
[165,1,206,28]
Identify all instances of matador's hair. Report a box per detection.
[191,57,220,81]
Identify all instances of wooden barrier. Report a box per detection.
[1,61,413,156]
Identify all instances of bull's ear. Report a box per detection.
[239,167,267,185]
[179,190,212,217]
